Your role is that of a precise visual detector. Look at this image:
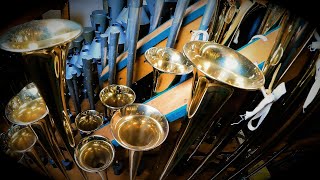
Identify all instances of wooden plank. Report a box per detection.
[95,27,279,145]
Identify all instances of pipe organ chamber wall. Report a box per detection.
[0,0,320,180]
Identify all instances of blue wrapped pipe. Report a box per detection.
[108,31,120,85]
[82,27,95,45]
[126,0,143,87]
[100,33,108,69]
[82,55,95,110]
[166,0,190,48]
[66,64,80,114]
[107,0,125,24]
[198,0,217,40]
[90,11,109,33]
[148,0,165,33]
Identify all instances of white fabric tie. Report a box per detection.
[249,34,268,43]
[190,29,209,41]
[303,57,320,112]
[231,83,287,131]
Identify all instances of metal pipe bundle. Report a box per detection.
[126,0,143,87]
[166,0,190,48]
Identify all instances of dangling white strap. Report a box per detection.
[308,31,320,51]
[249,34,268,43]
[231,83,287,131]
[303,57,320,112]
[190,29,209,41]
[303,31,320,112]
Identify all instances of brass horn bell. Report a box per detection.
[160,41,265,179]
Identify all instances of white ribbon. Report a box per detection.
[190,29,209,41]
[249,34,268,43]
[303,57,320,112]
[231,82,287,131]
[309,31,320,51]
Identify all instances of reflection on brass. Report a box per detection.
[74,135,115,173]
[8,125,37,153]
[183,41,265,89]
[111,103,169,180]
[75,110,104,135]
[117,115,165,148]
[0,19,85,180]
[159,41,265,179]
[99,84,136,119]
[0,19,82,53]
[5,83,48,125]
[111,103,169,151]
[144,47,193,95]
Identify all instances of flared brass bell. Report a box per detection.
[144,47,193,96]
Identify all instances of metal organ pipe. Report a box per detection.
[166,0,190,48]
[126,0,143,87]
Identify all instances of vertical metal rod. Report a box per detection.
[108,31,120,85]
[166,0,190,48]
[82,55,95,109]
[129,150,143,180]
[100,33,108,69]
[66,77,80,114]
[72,74,81,111]
[149,0,165,33]
[198,0,217,40]
[98,171,108,180]
[126,0,143,87]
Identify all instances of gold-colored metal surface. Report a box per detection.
[5,83,48,125]
[0,19,82,52]
[144,47,193,95]
[111,103,169,180]
[74,135,115,173]
[111,103,169,151]
[99,84,136,119]
[183,41,265,90]
[159,41,265,179]
[0,19,85,179]
[7,125,37,153]
[75,110,104,135]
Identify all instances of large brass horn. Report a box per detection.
[159,41,265,179]
[0,19,86,179]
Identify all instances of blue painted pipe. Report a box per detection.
[149,0,165,33]
[66,64,80,114]
[108,31,120,85]
[126,0,143,87]
[90,13,108,34]
[107,0,125,24]
[100,33,108,69]
[82,55,95,110]
[198,0,217,40]
[166,0,190,48]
